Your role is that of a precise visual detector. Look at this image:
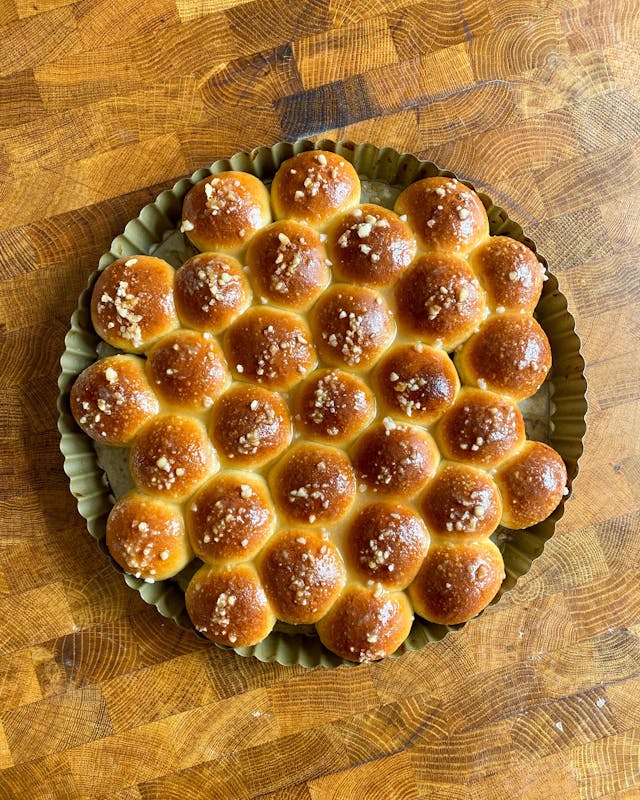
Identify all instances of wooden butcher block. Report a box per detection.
[0,0,639,798]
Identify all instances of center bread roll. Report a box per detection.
[71,148,568,663]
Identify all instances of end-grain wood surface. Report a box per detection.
[1,1,639,798]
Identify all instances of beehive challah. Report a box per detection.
[70,148,568,662]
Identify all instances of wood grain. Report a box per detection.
[1,0,639,797]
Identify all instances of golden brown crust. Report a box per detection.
[326,204,417,287]
[181,171,271,254]
[435,388,526,469]
[344,502,429,590]
[419,462,502,539]
[269,442,356,525]
[351,419,439,498]
[257,529,346,624]
[373,344,460,424]
[310,284,395,370]
[454,313,552,401]
[145,330,230,412]
[185,562,276,647]
[91,256,179,352]
[174,252,251,333]
[245,220,330,309]
[186,472,275,563]
[270,150,360,229]
[292,368,375,444]
[315,584,414,662]
[106,492,192,581]
[130,415,217,501]
[494,440,567,530]
[224,306,316,389]
[394,253,487,351]
[394,176,489,254]
[468,236,544,313]
[207,384,291,467]
[70,355,159,445]
[408,540,504,625]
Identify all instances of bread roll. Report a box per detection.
[394,253,486,351]
[344,501,429,590]
[408,539,504,625]
[435,388,525,469]
[326,204,416,287]
[269,442,356,525]
[395,176,489,254]
[106,492,192,581]
[145,330,230,412]
[70,355,159,445]
[292,368,375,444]
[187,471,275,563]
[130,414,217,501]
[185,562,276,647]
[245,220,329,309]
[316,584,414,662]
[270,150,360,229]
[468,235,544,313]
[455,313,552,401]
[173,252,251,334]
[181,171,271,255]
[373,343,460,424]
[257,529,345,624]
[494,440,567,529]
[420,462,502,538]
[208,384,291,467]
[310,284,395,370]
[91,256,178,352]
[351,419,439,498]
[224,306,316,390]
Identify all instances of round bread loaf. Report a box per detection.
[351,419,439,498]
[181,171,271,254]
[326,204,416,286]
[145,329,230,412]
[129,414,217,501]
[455,313,552,400]
[208,384,291,467]
[245,220,329,309]
[494,440,567,529]
[420,462,502,538]
[395,176,489,254]
[316,584,414,662]
[435,388,526,469]
[257,529,345,624]
[185,562,275,647]
[71,355,159,445]
[344,501,429,590]
[373,343,460,424]
[106,492,192,582]
[174,252,251,333]
[91,256,178,351]
[224,306,316,389]
[310,284,395,370]
[72,150,569,664]
[468,235,544,313]
[269,442,356,525]
[270,150,360,229]
[394,253,487,351]
[292,368,375,444]
[187,472,275,563]
[408,540,505,625]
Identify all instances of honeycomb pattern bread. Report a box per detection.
[70,146,569,663]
